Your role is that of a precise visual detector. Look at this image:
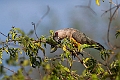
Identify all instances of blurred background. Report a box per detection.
[0,0,120,79]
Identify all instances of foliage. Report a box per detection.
[0,26,119,80]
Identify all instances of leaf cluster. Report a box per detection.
[0,26,120,80]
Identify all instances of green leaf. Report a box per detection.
[100,50,109,60]
[91,74,99,80]
[50,46,57,53]
[15,28,25,36]
[62,65,70,72]
[116,75,120,80]
[83,58,97,73]
[0,60,2,64]
[115,30,120,38]
[38,46,45,55]
[96,64,104,74]
[49,30,54,36]
[110,60,120,74]
[21,60,30,66]
[0,48,3,59]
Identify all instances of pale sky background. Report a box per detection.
[0,0,118,79]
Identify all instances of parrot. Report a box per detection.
[53,28,105,51]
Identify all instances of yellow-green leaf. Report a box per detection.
[64,66,70,72]
[96,0,100,6]
[50,47,57,53]
[4,48,9,53]
[22,60,30,66]
[0,60,2,64]
[38,46,45,55]
[63,45,67,51]
[92,74,98,80]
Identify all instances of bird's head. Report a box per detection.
[53,28,77,42]
[53,29,67,43]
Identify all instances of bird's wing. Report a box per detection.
[72,31,96,45]
[72,31,105,50]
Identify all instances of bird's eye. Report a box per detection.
[58,37,60,39]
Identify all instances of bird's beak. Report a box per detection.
[53,36,59,42]
[53,36,61,44]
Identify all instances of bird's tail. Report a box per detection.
[86,39,105,51]
[94,42,105,51]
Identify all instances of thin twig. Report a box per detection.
[3,66,16,74]
[107,4,120,49]
[107,1,112,49]
[0,32,7,37]
[20,65,32,80]
[32,22,39,39]
[75,0,97,15]
[36,5,50,27]
[101,1,120,75]
[32,5,50,39]
[37,68,42,80]
[101,4,120,17]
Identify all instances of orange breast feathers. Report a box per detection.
[70,37,81,47]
